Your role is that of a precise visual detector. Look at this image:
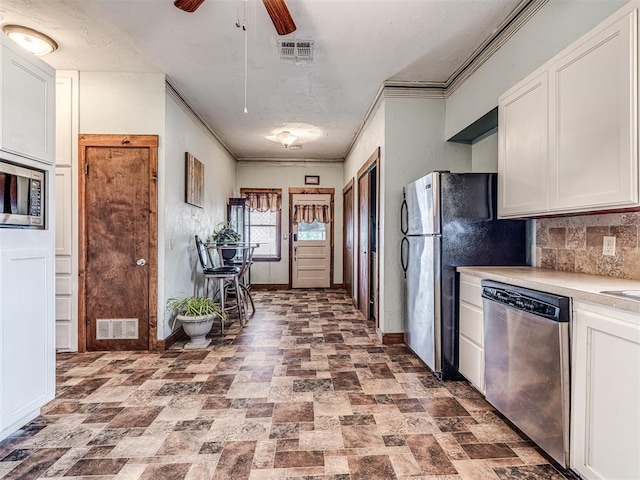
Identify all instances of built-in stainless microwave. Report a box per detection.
[0,160,45,229]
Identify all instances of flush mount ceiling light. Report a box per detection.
[266,123,323,149]
[2,25,58,56]
[276,131,297,149]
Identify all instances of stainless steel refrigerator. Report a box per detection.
[400,171,528,380]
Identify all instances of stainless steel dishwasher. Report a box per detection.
[482,280,571,468]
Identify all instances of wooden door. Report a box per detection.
[79,134,158,351]
[357,173,370,319]
[343,180,354,302]
[292,193,332,288]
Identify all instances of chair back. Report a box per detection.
[194,235,210,269]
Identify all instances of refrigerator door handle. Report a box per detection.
[400,198,408,235]
[400,236,409,277]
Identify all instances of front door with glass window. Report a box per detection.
[292,193,331,288]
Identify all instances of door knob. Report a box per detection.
[136,258,147,266]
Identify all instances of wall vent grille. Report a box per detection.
[278,40,314,61]
[96,318,139,340]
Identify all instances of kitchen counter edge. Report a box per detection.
[457,266,640,313]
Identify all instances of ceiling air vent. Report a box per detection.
[278,40,314,61]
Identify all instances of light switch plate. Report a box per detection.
[603,236,616,256]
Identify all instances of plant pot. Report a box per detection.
[177,314,215,349]
[219,243,238,262]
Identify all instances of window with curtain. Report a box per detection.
[241,188,282,261]
[291,203,330,241]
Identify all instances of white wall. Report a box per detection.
[77,72,237,341]
[382,97,471,334]
[445,0,626,138]
[161,93,237,339]
[237,162,344,285]
[344,96,473,334]
[79,72,165,135]
[471,132,498,172]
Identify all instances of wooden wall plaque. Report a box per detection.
[185,152,204,208]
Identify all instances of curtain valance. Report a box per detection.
[292,204,330,224]
[245,191,281,212]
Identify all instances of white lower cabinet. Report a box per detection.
[0,248,55,440]
[571,300,640,480]
[458,274,485,393]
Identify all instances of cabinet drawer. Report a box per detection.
[460,302,483,346]
[459,335,484,393]
[459,275,483,308]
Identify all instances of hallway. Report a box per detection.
[0,290,566,479]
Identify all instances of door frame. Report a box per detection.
[288,187,335,289]
[77,134,158,352]
[357,147,380,325]
[342,178,355,305]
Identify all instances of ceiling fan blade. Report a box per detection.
[174,0,206,13]
[262,0,296,35]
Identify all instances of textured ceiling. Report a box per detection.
[0,0,524,161]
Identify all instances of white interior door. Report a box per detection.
[292,193,331,288]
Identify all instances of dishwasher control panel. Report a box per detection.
[481,280,570,322]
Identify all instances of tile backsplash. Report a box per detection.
[535,212,640,280]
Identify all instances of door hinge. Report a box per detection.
[84,163,89,175]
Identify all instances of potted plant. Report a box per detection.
[211,222,241,244]
[211,222,242,261]
[166,295,225,349]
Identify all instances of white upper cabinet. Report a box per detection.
[0,37,55,165]
[498,72,549,217]
[498,6,639,218]
[549,10,638,212]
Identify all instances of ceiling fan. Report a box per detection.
[174,0,296,35]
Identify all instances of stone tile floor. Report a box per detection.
[0,289,568,479]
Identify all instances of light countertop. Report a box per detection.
[457,266,640,313]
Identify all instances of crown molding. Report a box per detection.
[344,0,548,161]
[344,81,448,158]
[383,84,447,98]
[167,0,548,165]
[444,0,548,96]
[237,159,344,167]
[165,76,236,160]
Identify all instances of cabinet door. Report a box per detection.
[571,301,640,479]
[549,11,638,212]
[1,248,55,432]
[498,71,549,217]
[1,44,55,164]
[458,274,485,392]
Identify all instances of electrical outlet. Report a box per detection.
[603,236,616,256]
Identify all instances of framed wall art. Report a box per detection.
[185,152,204,208]
[304,175,320,185]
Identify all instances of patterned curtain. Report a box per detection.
[245,192,281,212]
[292,204,330,224]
